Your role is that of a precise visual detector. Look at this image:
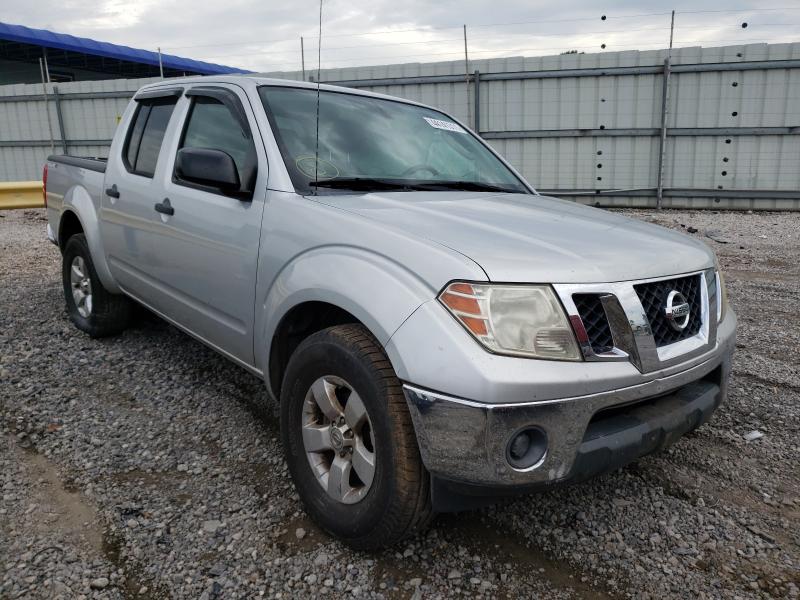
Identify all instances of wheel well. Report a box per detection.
[58,211,84,251]
[269,301,360,399]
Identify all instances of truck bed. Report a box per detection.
[45,154,107,249]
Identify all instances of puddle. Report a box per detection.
[276,513,325,553]
[435,514,617,599]
[366,513,618,599]
[16,443,104,555]
[103,532,171,600]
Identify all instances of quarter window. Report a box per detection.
[123,98,177,177]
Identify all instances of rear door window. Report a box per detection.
[123,98,177,177]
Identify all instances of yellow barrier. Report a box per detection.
[0,181,44,210]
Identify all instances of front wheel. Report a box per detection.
[62,233,131,338]
[280,324,432,549]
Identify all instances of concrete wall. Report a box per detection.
[1,43,798,209]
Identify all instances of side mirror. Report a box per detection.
[175,147,240,192]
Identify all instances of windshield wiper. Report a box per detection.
[411,180,521,193]
[309,177,416,191]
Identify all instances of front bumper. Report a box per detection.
[402,325,734,505]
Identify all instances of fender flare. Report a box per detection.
[255,245,439,394]
[60,186,120,293]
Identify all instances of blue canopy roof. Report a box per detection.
[0,22,250,75]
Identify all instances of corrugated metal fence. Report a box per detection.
[1,43,798,209]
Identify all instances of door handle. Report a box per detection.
[154,198,174,216]
[105,184,120,198]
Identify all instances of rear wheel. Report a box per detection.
[280,324,433,549]
[62,234,131,337]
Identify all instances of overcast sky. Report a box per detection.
[2,0,797,72]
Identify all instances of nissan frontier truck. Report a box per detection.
[43,76,736,549]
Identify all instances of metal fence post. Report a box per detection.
[463,25,472,128]
[301,37,306,80]
[656,57,671,208]
[473,69,481,134]
[38,58,55,154]
[52,86,69,155]
[656,10,675,209]
[42,49,51,83]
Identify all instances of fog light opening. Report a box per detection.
[506,427,548,471]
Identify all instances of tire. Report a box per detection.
[280,323,433,550]
[62,233,131,338]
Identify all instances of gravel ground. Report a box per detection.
[1,207,798,599]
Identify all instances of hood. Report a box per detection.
[319,191,715,284]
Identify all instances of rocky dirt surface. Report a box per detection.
[0,207,798,599]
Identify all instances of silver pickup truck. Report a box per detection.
[44,76,736,549]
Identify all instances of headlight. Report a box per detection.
[438,282,581,361]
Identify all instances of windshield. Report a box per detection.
[258,86,529,195]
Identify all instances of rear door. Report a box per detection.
[101,88,182,304]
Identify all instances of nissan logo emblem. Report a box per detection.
[664,290,691,331]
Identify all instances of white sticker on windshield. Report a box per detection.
[423,117,467,133]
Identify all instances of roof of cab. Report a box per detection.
[136,75,435,111]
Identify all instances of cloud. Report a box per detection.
[1,0,797,72]
[68,0,163,30]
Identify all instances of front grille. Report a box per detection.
[634,274,702,347]
[573,294,614,354]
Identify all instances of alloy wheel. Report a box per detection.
[70,256,93,318]
[301,375,376,504]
